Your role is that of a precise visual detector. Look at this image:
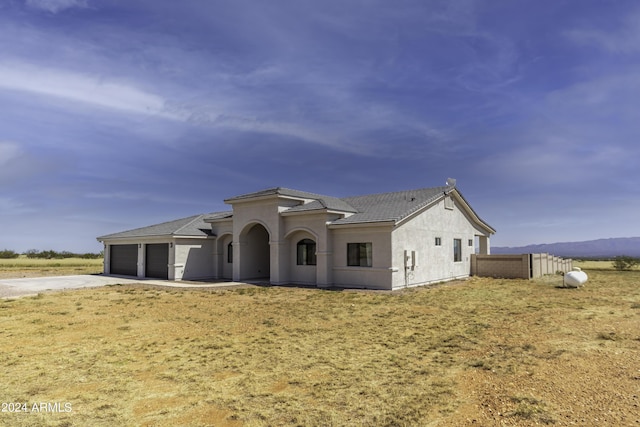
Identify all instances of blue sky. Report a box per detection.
[1,0,638,253]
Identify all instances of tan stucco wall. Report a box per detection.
[472,253,573,279]
[230,198,298,283]
[331,225,393,290]
[228,197,342,285]
[282,212,341,286]
[286,229,317,285]
[216,234,233,280]
[391,196,483,289]
[174,239,215,280]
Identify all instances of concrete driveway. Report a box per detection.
[0,275,244,299]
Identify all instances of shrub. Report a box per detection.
[24,249,103,259]
[0,249,20,259]
[612,256,639,271]
[25,249,45,259]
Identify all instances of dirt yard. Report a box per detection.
[0,268,638,426]
[448,276,640,426]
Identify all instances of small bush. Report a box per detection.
[612,256,639,271]
[0,249,20,259]
[24,249,103,259]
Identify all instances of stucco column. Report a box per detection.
[168,242,176,280]
[316,229,333,287]
[103,244,110,274]
[137,244,145,278]
[270,240,288,285]
[212,238,221,280]
[232,239,243,282]
[316,251,332,287]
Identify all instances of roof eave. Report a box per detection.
[204,216,233,223]
[450,189,496,234]
[328,220,396,229]
[98,232,213,241]
[172,234,215,239]
[224,193,309,205]
[281,208,354,217]
[97,234,169,242]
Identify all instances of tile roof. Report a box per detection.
[203,211,234,222]
[226,184,459,224]
[97,213,220,240]
[227,187,358,213]
[330,185,450,225]
[97,179,494,240]
[225,187,319,202]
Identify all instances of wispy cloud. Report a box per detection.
[84,190,214,208]
[565,10,640,53]
[0,196,35,215]
[546,73,640,120]
[0,61,172,117]
[480,138,625,187]
[0,141,22,167]
[25,0,87,14]
[0,140,64,188]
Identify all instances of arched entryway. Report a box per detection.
[239,223,270,281]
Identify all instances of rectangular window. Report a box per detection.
[468,239,473,247]
[435,237,442,246]
[347,243,372,267]
[227,242,233,263]
[297,239,317,266]
[453,239,462,262]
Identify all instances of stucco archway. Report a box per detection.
[286,229,318,285]
[238,223,271,281]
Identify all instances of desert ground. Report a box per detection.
[0,260,638,426]
[0,257,103,279]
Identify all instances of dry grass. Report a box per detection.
[573,259,616,270]
[0,257,103,278]
[0,269,639,426]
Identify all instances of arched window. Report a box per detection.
[296,239,316,266]
[227,242,233,263]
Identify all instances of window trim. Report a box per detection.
[453,238,462,262]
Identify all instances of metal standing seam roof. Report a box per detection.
[97,213,225,240]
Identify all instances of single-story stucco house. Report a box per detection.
[97,178,495,290]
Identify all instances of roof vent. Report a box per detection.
[446,178,456,187]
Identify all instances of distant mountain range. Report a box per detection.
[492,237,640,258]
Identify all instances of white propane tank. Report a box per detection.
[564,267,588,288]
